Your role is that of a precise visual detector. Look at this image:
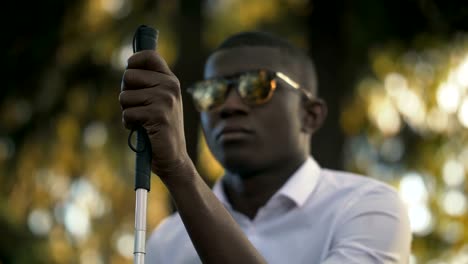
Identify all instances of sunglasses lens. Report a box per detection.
[190,71,276,111]
[191,80,227,111]
[238,71,274,104]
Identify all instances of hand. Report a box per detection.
[119,50,192,181]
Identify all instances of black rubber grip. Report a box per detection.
[134,127,152,191]
[133,25,158,52]
[133,25,158,191]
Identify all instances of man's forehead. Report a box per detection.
[204,46,299,79]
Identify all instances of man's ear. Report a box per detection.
[301,98,327,134]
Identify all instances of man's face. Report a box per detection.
[200,46,309,175]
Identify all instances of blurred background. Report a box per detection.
[2,0,468,263]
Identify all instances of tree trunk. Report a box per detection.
[307,0,348,170]
[173,0,205,165]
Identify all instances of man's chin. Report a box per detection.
[209,142,264,174]
[218,153,263,177]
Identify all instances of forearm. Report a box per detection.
[161,162,266,264]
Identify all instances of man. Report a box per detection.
[119,31,411,264]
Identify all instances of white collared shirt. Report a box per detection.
[146,157,411,264]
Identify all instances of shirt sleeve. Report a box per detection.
[321,184,412,264]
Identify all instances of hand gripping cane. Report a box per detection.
[129,25,158,264]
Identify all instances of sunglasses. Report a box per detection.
[187,70,314,112]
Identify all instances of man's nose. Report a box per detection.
[218,86,249,117]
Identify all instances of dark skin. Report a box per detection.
[119,46,327,263]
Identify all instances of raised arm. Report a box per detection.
[119,50,266,264]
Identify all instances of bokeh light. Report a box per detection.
[368,95,402,136]
[455,56,468,88]
[426,107,449,133]
[441,190,467,217]
[28,208,53,236]
[83,122,109,149]
[115,232,134,259]
[64,202,91,240]
[408,204,434,236]
[442,159,465,187]
[399,173,428,206]
[458,98,468,127]
[437,82,461,114]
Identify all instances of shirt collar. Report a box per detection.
[212,156,321,208]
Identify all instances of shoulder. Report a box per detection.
[309,168,406,220]
[318,168,399,199]
[316,170,412,263]
[320,169,409,227]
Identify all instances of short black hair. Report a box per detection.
[212,31,318,96]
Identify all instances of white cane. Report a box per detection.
[128,25,158,264]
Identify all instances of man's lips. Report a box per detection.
[214,126,254,140]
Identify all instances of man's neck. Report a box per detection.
[222,155,307,219]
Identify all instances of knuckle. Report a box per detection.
[162,76,179,88]
[165,95,176,109]
[158,91,176,108]
[171,77,181,90]
[169,76,180,87]
[162,77,181,97]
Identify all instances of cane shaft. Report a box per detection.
[134,189,148,264]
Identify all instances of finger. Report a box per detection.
[122,69,164,90]
[120,84,182,110]
[127,50,173,76]
[122,105,151,130]
[121,69,181,93]
[119,89,155,109]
